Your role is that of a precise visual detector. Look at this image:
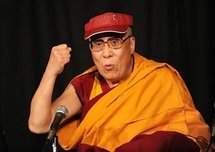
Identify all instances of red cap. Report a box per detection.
[84,12,133,40]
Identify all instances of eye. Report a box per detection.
[109,38,121,46]
[92,40,103,47]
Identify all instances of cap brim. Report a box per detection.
[84,26,129,40]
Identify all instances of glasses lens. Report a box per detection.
[89,35,131,52]
[90,40,104,52]
[108,38,122,49]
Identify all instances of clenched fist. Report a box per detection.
[46,44,72,76]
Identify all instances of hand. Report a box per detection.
[46,44,72,76]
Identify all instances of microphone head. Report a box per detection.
[56,105,68,118]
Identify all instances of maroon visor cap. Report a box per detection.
[84,12,133,40]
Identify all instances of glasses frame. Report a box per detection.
[89,35,132,52]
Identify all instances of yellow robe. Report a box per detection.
[57,53,210,151]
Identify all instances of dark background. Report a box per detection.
[0,0,214,151]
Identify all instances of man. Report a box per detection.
[28,12,211,151]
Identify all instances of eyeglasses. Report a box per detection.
[89,35,132,52]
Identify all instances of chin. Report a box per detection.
[105,75,120,82]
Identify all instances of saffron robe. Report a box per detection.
[57,53,210,151]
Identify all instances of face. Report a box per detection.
[90,32,135,86]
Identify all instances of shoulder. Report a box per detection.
[134,52,180,78]
[71,71,96,87]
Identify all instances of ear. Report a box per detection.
[129,36,135,54]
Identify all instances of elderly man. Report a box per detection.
[28,12,210,152]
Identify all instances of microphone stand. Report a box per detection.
[41,136,58,152]
[52,136,57,152]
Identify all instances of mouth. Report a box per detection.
[104,64,114,70]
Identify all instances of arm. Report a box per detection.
[28,44,82,134]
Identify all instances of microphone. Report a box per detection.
[42,105,68,152]
[46,105,68,141]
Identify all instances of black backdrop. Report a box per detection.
[0,0,214,151]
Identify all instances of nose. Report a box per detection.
[102,43,113,58]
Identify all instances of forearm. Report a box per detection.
[28,70,57,133]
